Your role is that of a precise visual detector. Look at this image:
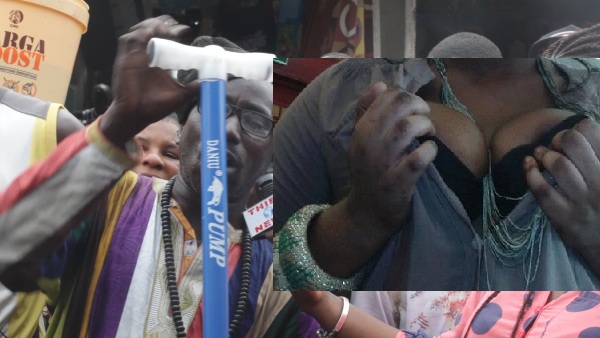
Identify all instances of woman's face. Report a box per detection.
[132,119,181,180]
[178,78,273,200]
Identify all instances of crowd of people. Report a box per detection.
[1,12,600,338]
[0,15,300,338]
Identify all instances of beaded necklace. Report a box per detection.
[433,59,548,290]
[160,177,252,337]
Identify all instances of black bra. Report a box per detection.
[417,114,587,221]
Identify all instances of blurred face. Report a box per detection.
[178,78,273,200]
[132,119,180,180]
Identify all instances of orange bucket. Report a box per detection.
[0,0,89,104]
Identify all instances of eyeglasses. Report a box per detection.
[195,102,273,138]
[225,103,273,138]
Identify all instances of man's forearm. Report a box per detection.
[308,197,398,278]
[0,119,135,275]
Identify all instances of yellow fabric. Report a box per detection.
[7,292,47,338]
[43,267,76,338]
[47,120,137,338]
[86,118,137,168]
[169,201,198,279]
[6,103,61,338]
[44,104,59,156]
[36,277,60,306]
[29,103,60,165]
[78,171,139,338]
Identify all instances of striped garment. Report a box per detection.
[397,291,600,338]
[0,119,318,337]
[0,87,63,338]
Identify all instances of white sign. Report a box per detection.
[243,195,273,238]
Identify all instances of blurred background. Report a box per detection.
[47,0,600,117]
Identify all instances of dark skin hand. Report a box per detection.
[347,84,436,232]
[292,291,399,338]
[299,59,600,283]
[2,17,274,290]
[100,15,199,147]
[309,82,438,278]
[307,81,600,281]
[1,15,197,290]
[525,118,600,276]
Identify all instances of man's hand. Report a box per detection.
[307,83,438,278]
[101,15,199,146]
[347,83,437,238]
[525,118,600,273]
[0,260,40,291]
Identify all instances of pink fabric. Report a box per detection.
[400,291,600,338]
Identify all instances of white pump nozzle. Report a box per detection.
[147,38,274,82]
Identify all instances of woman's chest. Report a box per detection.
[426,77,573,181]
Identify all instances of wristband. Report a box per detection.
[316,296,350,338]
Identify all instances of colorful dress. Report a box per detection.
[351,291,469,336]
[399,292,469,335]
[397,291,600,338]
[0,120,318,337]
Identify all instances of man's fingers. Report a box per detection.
[356,82,388,121]
[163,24,192,39]
[524,156,569,225]
[391,140,437,187]
[383,115,435,163]
[130,14,175,31]
[551,129,600,193]
[534,147,586,201]
[360,88,430,125]
[574,118,600,159]
[126,15,190,46]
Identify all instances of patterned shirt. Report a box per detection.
[397,291,600,338]
[0,119,319,337]
[350,292,469,336]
